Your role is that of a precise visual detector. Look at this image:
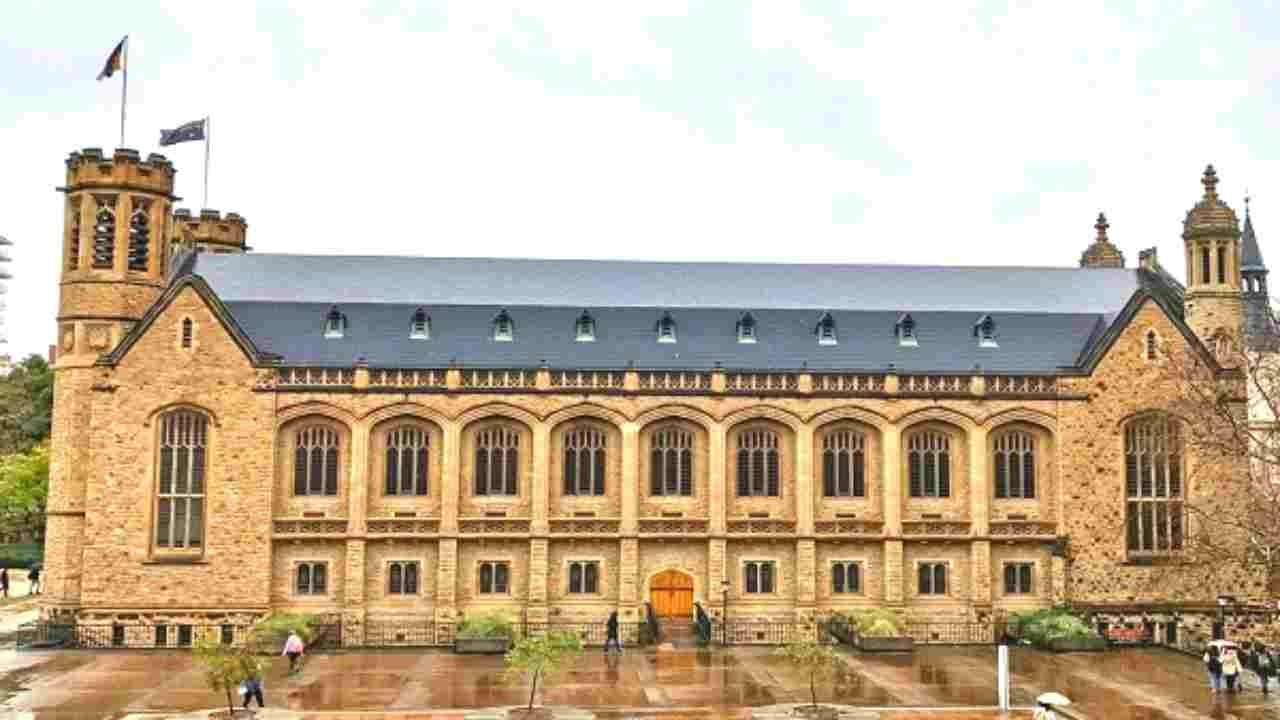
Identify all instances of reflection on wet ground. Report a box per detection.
[2,644,1280,718]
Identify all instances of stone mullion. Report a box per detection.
[709,424,727,533]
[440,423,461,532]
[621,423,638,533]
[795,424,814,534]
[114,193,132,276]
[532,424,550,532]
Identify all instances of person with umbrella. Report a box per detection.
[1034,692,1070,720]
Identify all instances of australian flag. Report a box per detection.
[159,119,206,146]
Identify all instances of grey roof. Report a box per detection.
[1243,212,1267,272]
[188,254,1161,372]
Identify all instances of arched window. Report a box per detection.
[1125,414,1184,556]
[736,428,780,497]
[651,426,693,496]
[475,425,519,495]
[1217,246,1227,284]
[822,429,865,497]
[657,313,677,343]
[993,430,1035,499]
[816,313,837,345]
[563,426,606,496]
[575,312,596,342]
[907,430,951,498]
[737,312,757,343]
[493,310,514,341]
[385,426,429,496]
[975,315,998,347]
[1201,247,1211,284]
[409,308,430,339]
[67,196,82,271]
[156,410,208,549]
[323,307,346,339]
[294,425,339,496]
[181,318,193,349]
[92,195,116,269]
[1145,330,1158,361]
[127,199,150,272]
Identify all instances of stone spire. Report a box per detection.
[1242,195,1265,273]
[1079,212,1125,268]
[1240,195,1276,350]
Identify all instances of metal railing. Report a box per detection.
[360,618,656,648]
[716,620,820,645]
[17,615,342,652]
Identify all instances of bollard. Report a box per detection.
[997,643,1010,710]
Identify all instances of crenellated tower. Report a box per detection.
[56,147,177,362]
[171,208,249,254]
[1182,165,1244,357]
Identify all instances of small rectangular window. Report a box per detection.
[388,561,420,595]
[479,561,511,594]
[918,562,948,595]
[568,561,600,594]
[296,562,328,595]
[221,624,234,645]
[112,624,125,647]
[154,624,168,647]
[1003,563,1034,595]
[832,561,862,594]
[744,561,775,594]
[178,624,193,647]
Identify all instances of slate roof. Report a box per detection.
[1243,212,1267,272]
[187,254,1176,372]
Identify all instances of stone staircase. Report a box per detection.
[657,616,699,647]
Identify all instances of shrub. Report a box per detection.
[844,609,905,638]
[1011,608,1099,646]
[458,612,514,639]
[249,611,318,649]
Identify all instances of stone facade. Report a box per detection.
[41,152,1265,637]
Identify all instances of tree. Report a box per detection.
[504,630,584,712]
[774,638,843,709]
[193,638,262,718]
[0,355,52,454]
[0,444,48,542]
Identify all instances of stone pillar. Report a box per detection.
[882,425,902,535]
[795,424,815,534]
[709,537,727,616]
[440,422,461,533]
[436,538,458,623]
[527,538,549,623]
[969,424,989,535]
[884,539,904,605]
[1050,554,1068,605]
[343,421,370,644]
[41,369,95,619]
[796,539,816,618]
[531,424,550,532]
[709,424,728,533]
[621,423,639,534]
[970,540,991,609]
[619,538,640,621]
[342,539,367,646]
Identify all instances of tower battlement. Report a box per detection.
[62,147,176,196]
[173,208,249,253]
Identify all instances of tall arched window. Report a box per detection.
[1217,246,1227,284]
[822,429,865,497]
[1201,247,1211,284]
[294,425,339,496]
[127,199,150,272]
[908,430,951,498]
[385,426,429,496]
[564,426,606,496]
[475,425,519,495]
[993,430,1035,499]
[1125,414,1184,556]
[92,195,116,269]
[156,410,208,549]
[651,426,693,496]
[737,428,780,497]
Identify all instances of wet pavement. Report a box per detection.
[0,644,1274,719]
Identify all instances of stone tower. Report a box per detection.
[1182,165,1245,355]
[171,208,249,254]
[1079,212,1125,268]
[1241,198,1276,349]
[44,148,176,619]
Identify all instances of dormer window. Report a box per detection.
[657,313,677,343]
[409,308,430,340]
[575,311,596,342]
[897,313,918,347]
[493,310,514,342]
[737,312,757,344]
[816,313,837,345]
[975,314,997,348]
[323,307,346,339]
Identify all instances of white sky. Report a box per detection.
[2,1,1278,360]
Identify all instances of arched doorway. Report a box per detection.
[650,569,694,618]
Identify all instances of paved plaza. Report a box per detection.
[0,644,1276,719]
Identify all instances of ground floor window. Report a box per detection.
[479,561,510,594]
[744,561,776,594]
[1003,563,1033,595]
[388,561,420,595]
[154,624,168,647]
[568,561,600,594]
[832,561,862,594]
[296,562,328,595]
[917,562,947,595]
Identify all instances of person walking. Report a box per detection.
[282,630,305,673]
[1223,646,1243,693]
[604,611,622,655]
[27,566,40,595]
[1254,641,1274,694]
[0,568,10,600]
[241,667,265,711]
[1205,645,1224,693]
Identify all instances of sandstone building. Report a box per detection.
[43,148,1268,642]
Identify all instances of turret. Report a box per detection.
[56,147,177,362]
[1182,165,1245,358]
[171,208,249,254]
[1079,213,1125,268]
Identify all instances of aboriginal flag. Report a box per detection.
[97,37,126,81]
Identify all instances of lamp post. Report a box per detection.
[721,579,731,645]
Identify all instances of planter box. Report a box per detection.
[1047,637,1107,653]
[857,636,914,653]
[455,637,511,654]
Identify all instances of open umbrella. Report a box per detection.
[1036,692,1072,706]
[1209,639,1239,649]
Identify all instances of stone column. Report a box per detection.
[795,424,815,534]
[884,539,904,605]
[435,538,457,623]
[970,540,991,609]
[882,425,902,535]
[527,538,549,624]
[343,421,371,645]
[621,423,639,533]
[709,537,727,617]
[796,539,816,618]
[342,539,367,646]
[709,424,728,533]
[619,538,640,621]
[531,424,550,532]
[969,424,989,534]
[440,422,461,532]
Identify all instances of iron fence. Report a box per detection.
[904,622,1004,645]
[360,618,655,648]
[16,614,342,652]
[717,620,820,645]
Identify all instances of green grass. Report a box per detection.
[0,543,42,570]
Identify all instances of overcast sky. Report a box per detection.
[2,1,1278,360]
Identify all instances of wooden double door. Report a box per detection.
[649,569,694,617]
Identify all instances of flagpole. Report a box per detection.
[203,116,210,209]
[119,37,128,147]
